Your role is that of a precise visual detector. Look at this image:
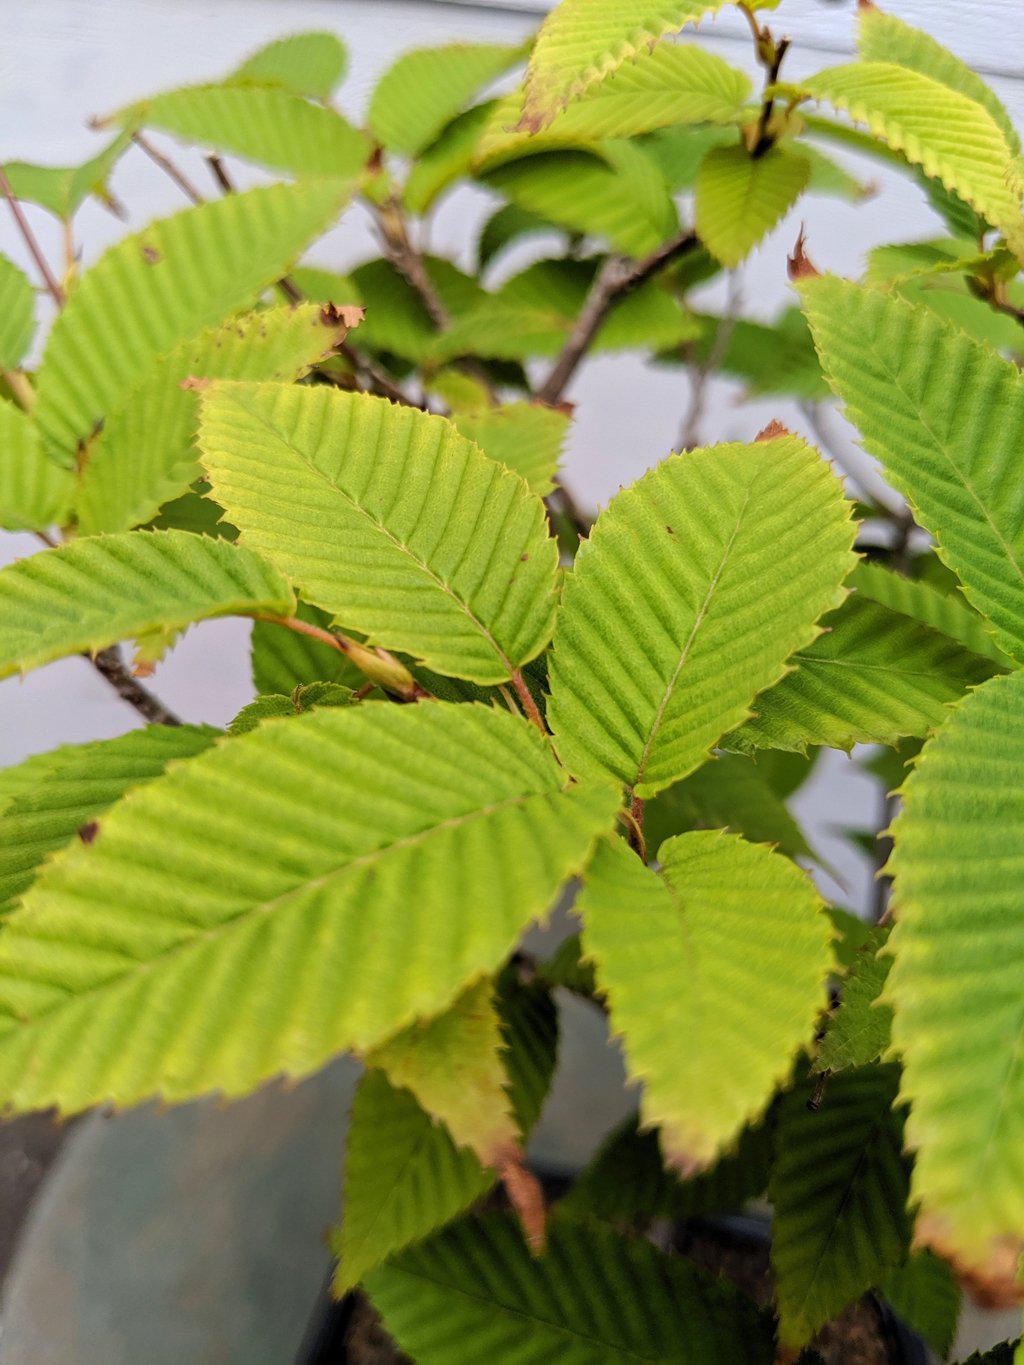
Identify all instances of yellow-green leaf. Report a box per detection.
[451,402,568,497]
[197,382,559,685]
[578,830,831,1172]
[0,254,35,370]
[695,144,810,266]
[227,31,347,100]
[0,401,73,533]
[0,704,618,1113]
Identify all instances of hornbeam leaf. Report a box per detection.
[368,977,517,1166]
[857,7,1019,154]
[880,1249,962,1359]
[227,32,348,99]
[0,401,73,533]
[369,43,526,156]
[814,929,893,1074]
[520,0,781,131]
[727,594,997,755]
[477,44,751,165]
[436,257,699,362]
[403,104,497,215]
[482,142,678,257]
[796,64,1023,255]
[695,144,810,266]
[802,276,1024,661]
[33,179,349,464]
[547,433,855,798]
[578,831,831,1171]
[477,203,563,272]
[770,1065,911,1350]
[451,402,569,497]
[0,254,35,369]
[333,1069,494,1294]
[115,85,370,181]
[228,682,354,735]
[0,529,293,680]
[333,971,557,1294]
[0,704,618,1113]
[365,1211,775,1361]
[0,726,218,915]
[850,561,1013,667]
[74,303,356,535]
[197,382,559,685]
[2,132,130,222]
[887,670,1024,1272]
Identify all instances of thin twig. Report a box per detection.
[510,669,547,735]
[535,231,700,406]
[206,153,235,196]
[90,647,183,726]
[678,270,742,450]
[3,368,35,411]
[0,164,65,306]
[132,131,205,205]
[376,197,450,329]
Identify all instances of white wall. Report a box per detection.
[2,0,1021,915]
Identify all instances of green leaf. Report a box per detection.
[815,929,892,1074]
[2,132,131,221]
[802,276,1024,662]
[483,142,678,257]
[850,561,1013,667]
[250,600,363,694]
[563,1110,773,1224]
[437,257,698,362]
[728,593,996,755]
[0,726,218,914]
[477,203,563,272]
[695,144,810,267]
[0,401,73,532]
[796,63,1023,255]
[0,529,293,680]
[494,968,559,1137]
[369,43,525,156]
[450,403,568,497]
[147,485,234,540]
[333,1068,493,1294]
[888,670,1024,1271]
[645,751,812,863]
[228,682,354,735]
[116,84,369,181]
[547,432,855,797]
[365,1211,775,1361]
[404,103,497,215]
[880,1249,961,1359]
[74,303,354,535]
[34,179,348,464]
[227,32,348,100]
[958,1340,1019,1365]
[663,307,828,402]
[0,704,618,1113]
[197,382,559,685]
[479,43,751,165]
[770,1065,910,1350]
[857,6,1019,155]
[0,254,35,369]
[334,972,557,1295]
[368,977,517,1166]
[520,0,780,131]
[578,831,831,1171]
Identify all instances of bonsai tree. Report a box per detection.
[0,1,1022,1358]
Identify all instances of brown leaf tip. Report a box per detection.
[756,419,791,443]
[857,0,880,11]
[320,302,365,331]
[787,227,820,282]
[132,659,156,678]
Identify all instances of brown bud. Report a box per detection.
[787,227,820,282]
[756,419,791,443]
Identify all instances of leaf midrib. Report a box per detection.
[217,389,520,678]
[0,788,560,1039]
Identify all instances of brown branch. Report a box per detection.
[625,794,647,861]
[510,669,547,735]
[132,131,205,205]
[535,231,700,406]
[206,153,234,196]
[90,647,182,726]
[376,197,450,329]
[0,164,65,306]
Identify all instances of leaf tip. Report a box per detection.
[755,419,791,442]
